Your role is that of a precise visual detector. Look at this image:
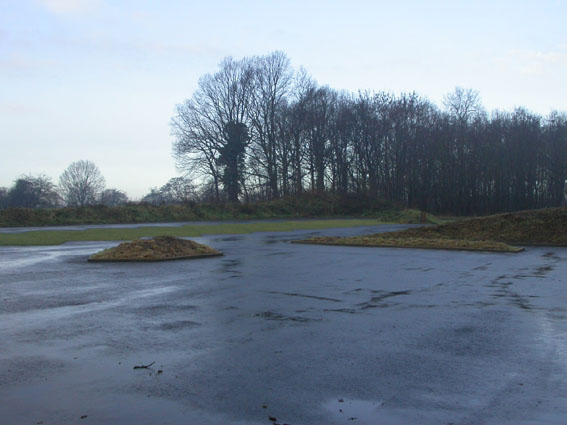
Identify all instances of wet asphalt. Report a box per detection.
[1,224,567,425]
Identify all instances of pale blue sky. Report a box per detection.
[1,0,566,198]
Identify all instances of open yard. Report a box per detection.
[1,224,567,424]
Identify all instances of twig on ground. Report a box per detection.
[133,361,155,369]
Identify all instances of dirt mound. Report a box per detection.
[392,207,567,245]
[88,236,222,262]
[294,208,567,252]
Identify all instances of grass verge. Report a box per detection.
[294,207,567,252]
[0,219,385,246]
[88,236,222,262]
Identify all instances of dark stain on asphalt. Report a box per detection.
[158,320,201,331]
[263,291,342,303]
[508,293,537,311]
[512,262,555,279]
[323,308,357,314]
[253,311,317,323]
[534,264,554,275]
[216,259,243,275]
[486,274,541,311]
[214,236,243,242]
[266,252,291,257]
[345,288,364,294]
[357,290,412,310]
[542,251,560,260]
[403,266,434,272]
[133,304,198,315]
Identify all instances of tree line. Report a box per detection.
[0,160,127,209]
[171,51,567,215]
[0,160,197,209]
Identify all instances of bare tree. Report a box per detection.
[141,177,196,204]
[443,87,484,123]
[100,189,128,206]
[0,187,7,209]
[171,56,255,201]
[545,112,567,206]
[161,177,197,203]
[170,52,567,215]
[59,160,105,206]
[248,51,294,198]
[6,174,60,208]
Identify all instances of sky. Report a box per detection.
[1,0,566,199]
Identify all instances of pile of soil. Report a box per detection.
[294,207,567,252]
[393,207,567,245]
[88,236,223,262]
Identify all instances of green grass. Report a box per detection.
[294,207,567,252]
[0,218,387,246]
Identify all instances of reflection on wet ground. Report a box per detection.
[2,226,567,424]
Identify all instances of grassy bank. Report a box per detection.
[0,194,415,227]
[295,207,567,252]
[0,218,388,246]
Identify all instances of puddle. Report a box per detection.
[323,398,383,424]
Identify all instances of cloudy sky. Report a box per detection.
[1,0,566,199]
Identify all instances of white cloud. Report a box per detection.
[498,47,567,76]
[0,54,56,74]
[0,102,42,115]
[37,0,102,15]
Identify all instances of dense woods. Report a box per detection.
[2,52,566,217]
[171,52,567,216]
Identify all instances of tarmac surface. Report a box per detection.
[1,224,567,425]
